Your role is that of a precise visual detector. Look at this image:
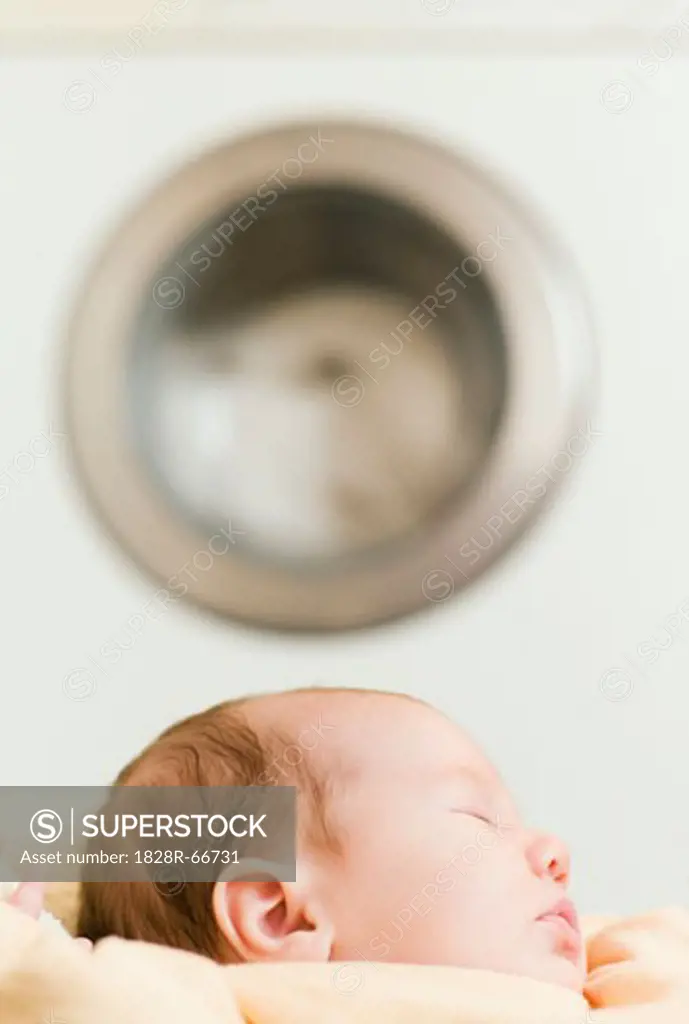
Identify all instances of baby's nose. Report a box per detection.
[527,832,571,886]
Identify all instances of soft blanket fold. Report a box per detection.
[2,901,689,1023]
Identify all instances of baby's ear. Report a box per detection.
[212,874,333,963]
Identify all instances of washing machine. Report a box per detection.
[1,0,688,915]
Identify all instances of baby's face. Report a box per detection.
[310,695,585,991]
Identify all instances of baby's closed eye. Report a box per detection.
[451,808,496,825]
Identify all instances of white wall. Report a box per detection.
[1,40,688,916]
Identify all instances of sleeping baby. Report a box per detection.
[74,687,586,994]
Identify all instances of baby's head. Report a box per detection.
[79,689,584,991]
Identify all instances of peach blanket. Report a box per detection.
[1,900,689,1023]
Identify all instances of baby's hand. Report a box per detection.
[6,882,44,919]
[6,882,91,950]
[585,907,689,1008]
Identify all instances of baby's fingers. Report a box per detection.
[6,882,44,919]
[586,909,689,1008]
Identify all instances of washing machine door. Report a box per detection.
[64,119,594,631]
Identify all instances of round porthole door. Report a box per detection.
[64,119,594,631]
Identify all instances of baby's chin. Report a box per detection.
[522,951,586,994]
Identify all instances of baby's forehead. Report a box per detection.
[248,688,499,786]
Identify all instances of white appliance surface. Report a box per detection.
[1,12,687,914]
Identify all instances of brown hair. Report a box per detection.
[77,695,334,960]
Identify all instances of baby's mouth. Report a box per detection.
[536,897,582,963]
